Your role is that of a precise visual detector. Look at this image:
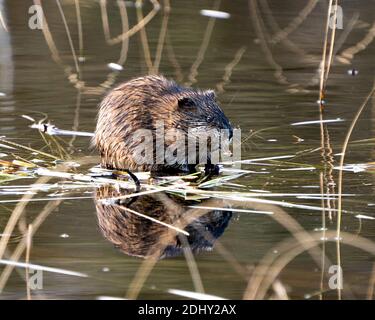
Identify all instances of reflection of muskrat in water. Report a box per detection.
[95,185,232,259]
[94,75,233,175]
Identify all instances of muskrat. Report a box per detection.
[94,75,233,175]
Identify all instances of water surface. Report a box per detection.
[0,0,375,299]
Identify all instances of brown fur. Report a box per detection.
[94,75,232,174]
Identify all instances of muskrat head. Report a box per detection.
[167,90,233,167]
[174,90,232,137]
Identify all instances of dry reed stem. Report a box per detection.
[55,0,80,76]
[336,82,375,298]
[74,0,83,57]
[179,235,205,294]
[33,0,62,64]
[25,224,32,300]
[318,0,333,103]
[332,12,359,58]
[260,0,310,58]
[216,46,247,93]
[68,91,82,150]
[88,0,130,94]
[136,0,153,73]
[317,0,340,298]
[152,0,170,74]
[212,240,249,280]
[271,280,289,300]
[125,253,159,299]
[323,125,336,219]
[367,263,375,300]
[0,176,51,261]
[306,12,359,88]
[33,0,86,91]
[0,200,62,293]
[323,0,338,86]
[338,21,375,64]
[243,201,333,299]
[166,33,184,82]
[247,231,375,299]
[36,0,128,95]
[105,0,160,45]
[0,7,7,31]
[0,137,59,160]
[270,0,318,44]
[249,0,289,86]
[319,172,326,300]
[100,0,111,42]
[185,0,221,86]
[116,0,130,66]
[318,112,335,221]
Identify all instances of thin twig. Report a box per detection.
[74,0,84,57]
[179,235,205,293]
[25,224,33,300]
[185,0,221,86]
[55,0,80,76]
[0,176,51,261]
[336,82,375,299]
[0,200,63,293]
[152,0,171,74]
[0,7,8,31]
[106,0,160,45]
[216,46,247,93]
[136,0,153,72]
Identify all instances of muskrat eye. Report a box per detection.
[206,115,214,122]
[178,97,195,108]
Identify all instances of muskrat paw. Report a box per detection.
[204,164,220,176]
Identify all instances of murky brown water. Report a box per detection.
[0,0,375,299]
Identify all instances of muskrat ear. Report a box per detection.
[205,90,216,101]
[177,97,196,108]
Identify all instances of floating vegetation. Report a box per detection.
[0,135,366,215]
